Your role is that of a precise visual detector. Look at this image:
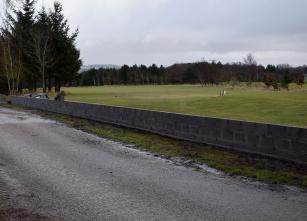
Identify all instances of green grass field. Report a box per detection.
[63,84,307,127]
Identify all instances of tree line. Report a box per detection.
[77,64,167,86]
[0,0,81,95]
[78,54,306,89]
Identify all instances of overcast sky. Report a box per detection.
[40,0,307,67]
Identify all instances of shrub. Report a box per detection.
[263,74,274,88]
[281,74,292,90]
[294,73,305,87]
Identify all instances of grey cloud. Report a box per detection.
[42,0,307,66]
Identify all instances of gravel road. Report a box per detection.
[0,107,306,221]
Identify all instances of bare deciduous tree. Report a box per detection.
[31,30,53,92]
[243,53,258,84]
[243,53,257,66]
[0,30,23,95]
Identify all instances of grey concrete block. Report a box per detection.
[212,128,222,139]
[200,126,211,137]
[261,136,275,148]
[267,125,287,137]
[276,139,292,151]
[247,134,260,148]
[226,120,243,132]
[234,133,246,144]
[292,140,307,153]
[0,94,5,104]
[223,129,234,141]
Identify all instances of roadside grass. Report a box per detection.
[5,104,307,188]
[63,84,307,127]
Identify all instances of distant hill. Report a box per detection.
[80,64,121,72]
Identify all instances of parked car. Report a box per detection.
[28,93,49,99]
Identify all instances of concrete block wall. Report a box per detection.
[0,94,6,104]
[11,96,307,164]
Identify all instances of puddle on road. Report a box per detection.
[0,108,52,125]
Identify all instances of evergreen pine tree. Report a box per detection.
[49,1,81,92]
[13,0,37,90]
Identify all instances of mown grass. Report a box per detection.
[63,84,307,127]
[6,104,307,188]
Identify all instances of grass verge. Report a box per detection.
[3,104,307,188]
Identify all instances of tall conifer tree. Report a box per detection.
[13,0,37,90]
[49,1,81,92]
